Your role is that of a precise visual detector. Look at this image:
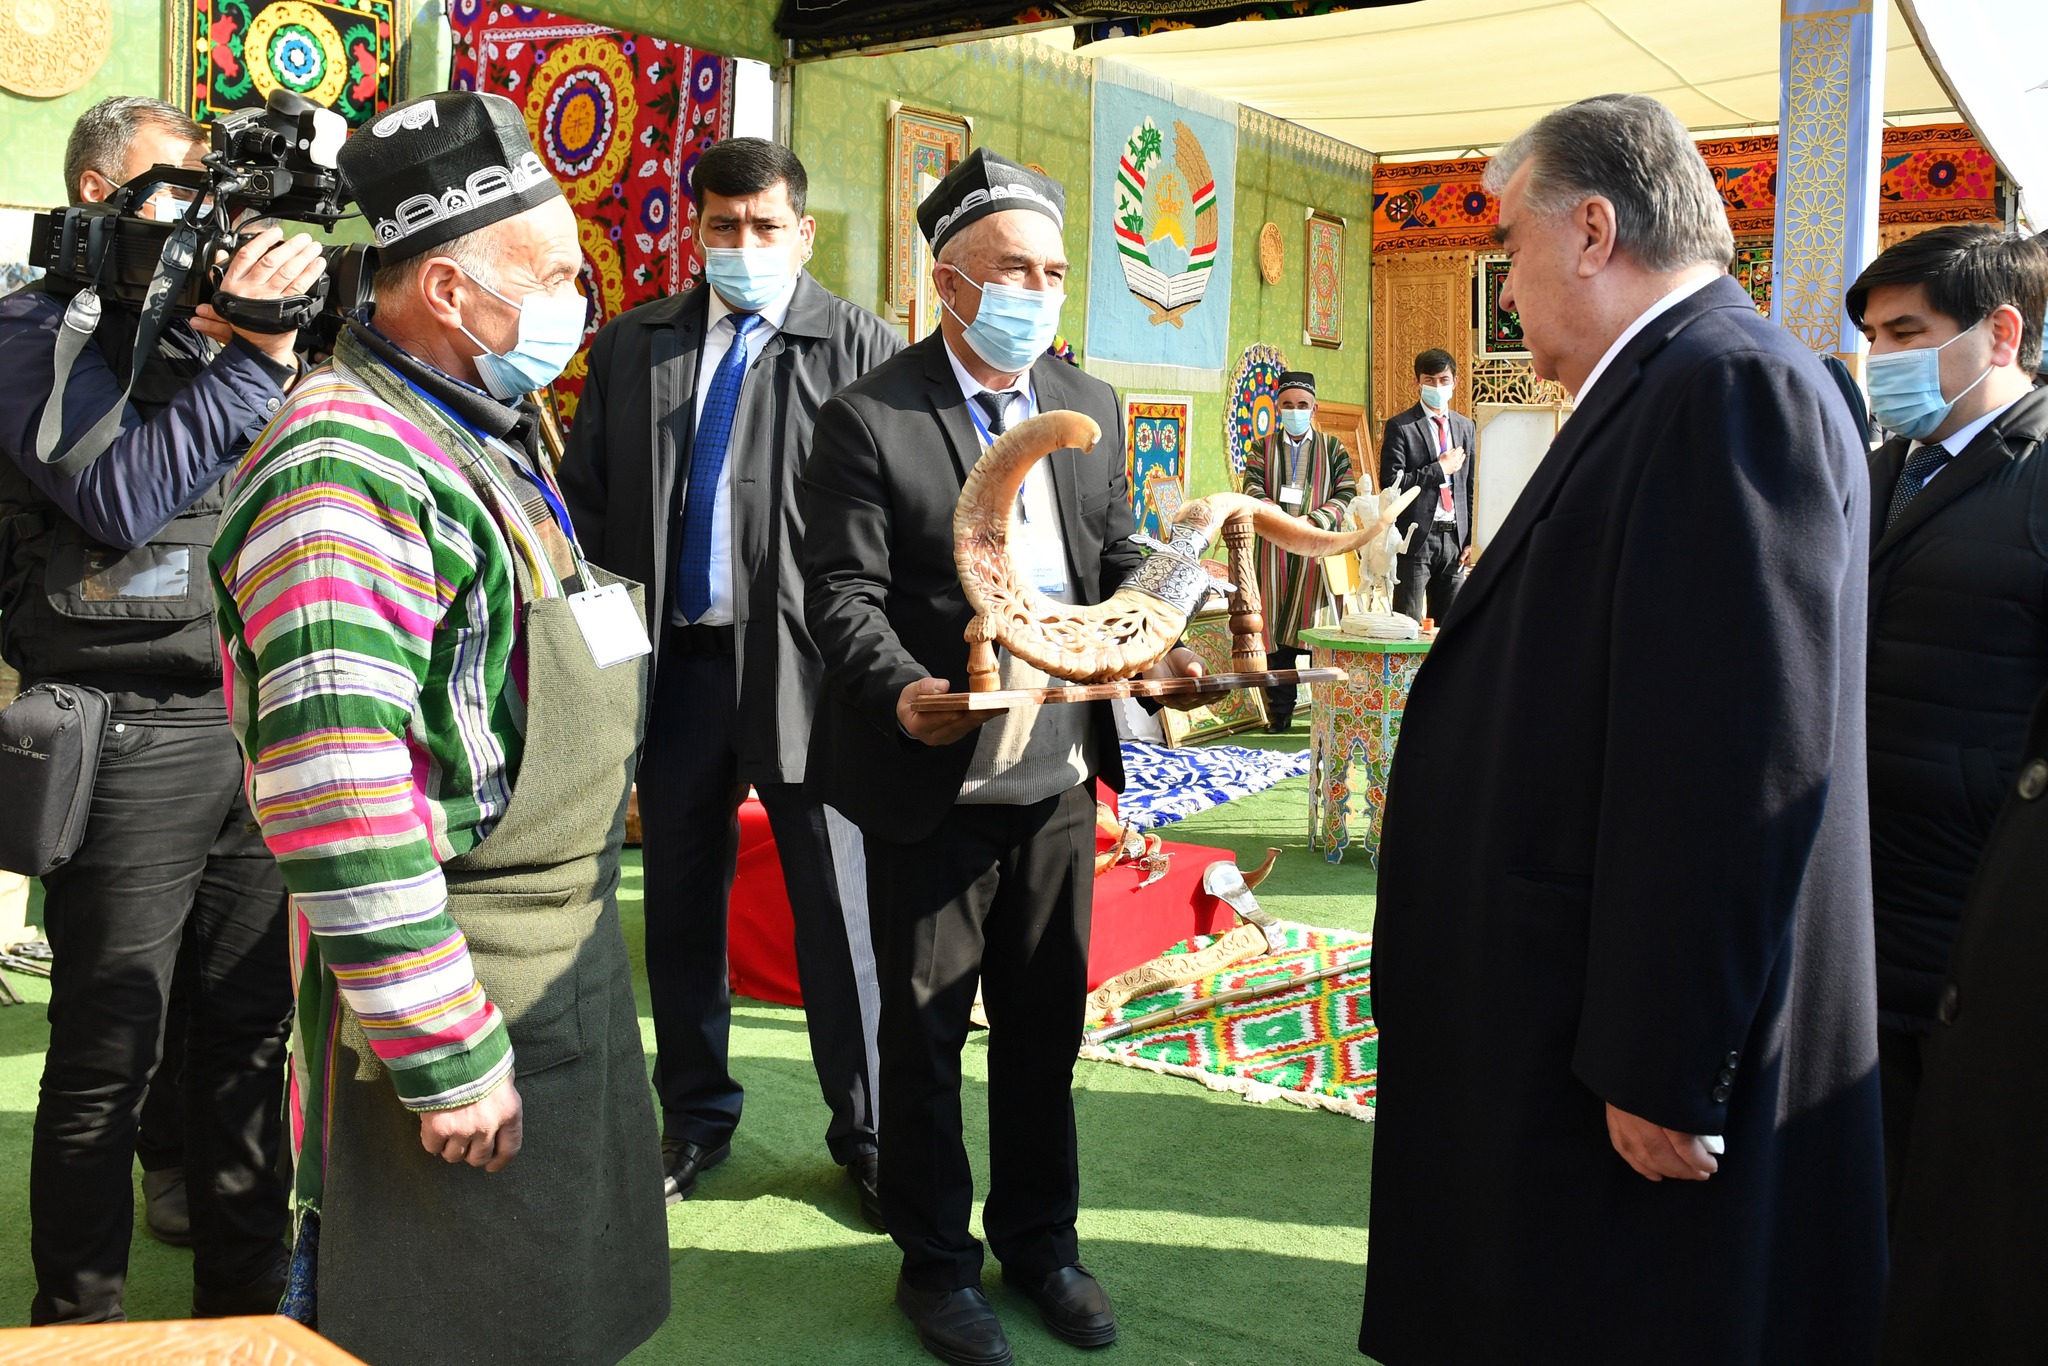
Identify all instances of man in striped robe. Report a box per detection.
[209,92,668,1364]
[1241,370,1357,729]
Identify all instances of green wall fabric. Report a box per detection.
[539,0,780,62]
[791,37,1374,502]
[0,0,166,210]
[793,40,1098,370]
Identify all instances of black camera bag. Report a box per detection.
[0,681,109,876]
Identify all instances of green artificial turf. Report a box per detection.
[0,720,1387,1363]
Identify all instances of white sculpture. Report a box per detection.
[1355,488,1419,613]
[1337,486,1423,640]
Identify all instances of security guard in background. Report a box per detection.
[0,96,323,1323]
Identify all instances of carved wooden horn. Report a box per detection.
[953,410,1380,686]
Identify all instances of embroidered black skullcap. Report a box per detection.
[1278,370,1317,395]
[917,148,1065,255]
[338,91,563,263]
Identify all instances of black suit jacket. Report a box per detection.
[801,333,1140,845]
[558,274,902,785]
[1863,385,2048,1026]
[1378,402,1478,547]
[1360,277,1884,1361]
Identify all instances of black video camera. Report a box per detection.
[29,90,377,351]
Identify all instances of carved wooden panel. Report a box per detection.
[0,1316,367,1363]
[1370,250,1475,444]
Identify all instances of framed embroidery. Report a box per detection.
[1304,208,1344,349]
[1477,254,1528,359]
[1124,394,1192,541]
[168,0,413,130]
[1734,242,1773,316]
[888,103,970,321]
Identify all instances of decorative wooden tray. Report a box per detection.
[909,667,1343,713]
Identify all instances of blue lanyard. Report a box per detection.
[399,374,579,545]
[964,382,1037,521]
[507,452,578,545]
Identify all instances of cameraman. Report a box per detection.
[0,96,323,1324]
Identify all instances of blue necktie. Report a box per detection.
[677,311,762,622]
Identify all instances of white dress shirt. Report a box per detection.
[1907,395,2022,488]
[1571,272,1720,410]
[677,275,799,626]
[940,339,1091,806]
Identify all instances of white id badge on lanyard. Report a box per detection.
[1020,537,1068,594]
[1279,485,1305,508]
[567,581,653,668]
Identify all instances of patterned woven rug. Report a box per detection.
[1082,922,1375,1121]
[1117,740,1312,829]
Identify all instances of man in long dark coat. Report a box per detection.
[1359,93,1886,1364]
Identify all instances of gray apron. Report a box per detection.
[315,566,668,1361]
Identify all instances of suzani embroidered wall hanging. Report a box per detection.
[169,0,409,129]
[451,2,735,428]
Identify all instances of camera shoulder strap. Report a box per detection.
[33,221,201,478]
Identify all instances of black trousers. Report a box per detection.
[1263,644,1308,724]
[1879,1022,1934,1216]
[30,717,292,1324]
[638,637,878,1163]
[867,783,1095,1291]
[1393,522,1467,623]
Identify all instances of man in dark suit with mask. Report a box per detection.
[1377,347,1478,623]
[803,149,1201,1366]
[1844,225,2048,1209]
[560,138,902,1222]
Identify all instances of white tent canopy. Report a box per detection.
[1052,0,1955,157]
[1900,0,2048,227]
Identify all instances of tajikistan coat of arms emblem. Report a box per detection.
[1112,117,1218,329]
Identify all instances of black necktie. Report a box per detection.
[973,392,1028,520]
[972,391,1012,437]
[1885,442,1953,531]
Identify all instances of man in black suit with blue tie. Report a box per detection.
[1377,347,1478,623]
[560,139,901,1225]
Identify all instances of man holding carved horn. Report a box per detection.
[802,149,1202,1366]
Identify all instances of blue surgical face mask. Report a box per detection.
[703,245,797,313]
[1280,408,1315,437]
[459,271,587,401]
[1418,383,1453,413]
[1865,322,1990,440]
[943,270,1064,375]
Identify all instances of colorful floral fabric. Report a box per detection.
[450,4,735,427]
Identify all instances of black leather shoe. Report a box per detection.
[847,1152,885,1231]
[661,1137,731,1204]
[1002,1263,1117,1348]
[1266,710,1293,733]
[895,1277,1012,1366]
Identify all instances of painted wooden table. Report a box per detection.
[1304,628,1433,866]
[0,1315,364,1362]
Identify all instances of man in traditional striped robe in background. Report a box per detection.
[1240,369,1356,729]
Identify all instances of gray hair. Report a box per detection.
[64,96,203,205]
[370,225,504,304]
[1483,94,1733,274]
